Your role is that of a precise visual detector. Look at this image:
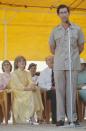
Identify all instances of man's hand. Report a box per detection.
[78,44,84,54]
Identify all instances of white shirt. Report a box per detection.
[37,67,52,90]
[32,75,38,84]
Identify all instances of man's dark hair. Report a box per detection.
[57,4,70,14]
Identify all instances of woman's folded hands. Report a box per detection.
[24,83,37,91]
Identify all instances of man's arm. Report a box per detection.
[50,44,56,54]
[78,27,84,54]
[49,30,56,54]
[78,44,84,54]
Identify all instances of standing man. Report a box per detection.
[49,4,84,126]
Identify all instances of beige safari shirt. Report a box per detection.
[49,23,84,70]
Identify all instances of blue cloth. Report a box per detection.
[79,89,86,102]
[77,70,86,102]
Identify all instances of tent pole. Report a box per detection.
[3,10,7,59]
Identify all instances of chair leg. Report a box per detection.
[76,91,83,122]
[4,92,8,125]
[11,92,16,125]
[7,94,11,120]
[45,100,51,123]
[43,92,50,123]
[1,102,7,125]
[41,92,46,120]
[82,103,85,120]
[0,106,3,123]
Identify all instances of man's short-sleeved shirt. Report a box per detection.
[49,23,84,70]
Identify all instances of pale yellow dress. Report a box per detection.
[9,69,43,123]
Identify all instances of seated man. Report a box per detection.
[38,56,56,124]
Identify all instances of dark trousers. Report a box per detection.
[47,90,56,123]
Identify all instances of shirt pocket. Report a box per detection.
[70,30,78,47]
[54,32,63,46]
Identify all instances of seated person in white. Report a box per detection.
[38,56,56,124]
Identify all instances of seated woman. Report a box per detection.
[28,63,44,123]
[9,56,43,124]
[28,63,40,84]
[0,60,12,123]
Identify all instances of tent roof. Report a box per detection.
[0,0,86,11]
[0,0,86,61]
